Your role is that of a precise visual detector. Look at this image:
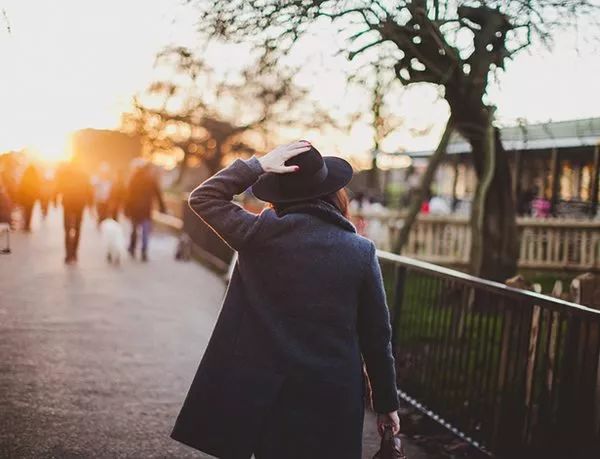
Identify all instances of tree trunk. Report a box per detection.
[470,112,497,277]
[478,128,518,280]
[445,81,519,281]
[461,118,518,281]
[394,118,454,253]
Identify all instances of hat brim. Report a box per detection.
[252,157,353,204]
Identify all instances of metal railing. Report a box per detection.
[378,250,600,458]
[154,197,234,271]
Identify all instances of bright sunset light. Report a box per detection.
[23,131,70,163]
[1,0,599,164]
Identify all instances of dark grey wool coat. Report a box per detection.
[171,157,399,459]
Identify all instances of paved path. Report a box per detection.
[0,207,429,458]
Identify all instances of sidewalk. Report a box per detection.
[0,207,435,458]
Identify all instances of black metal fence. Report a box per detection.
[378,251,600,458]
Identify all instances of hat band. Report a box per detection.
[312,162,328,184]
[281,162,328,193]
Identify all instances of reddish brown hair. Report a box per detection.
[320,188,349,218]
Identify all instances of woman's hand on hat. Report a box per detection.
[258,141,311,174]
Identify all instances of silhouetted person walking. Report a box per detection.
[0,177,11,254]
[55,159,93,264]
[17,164,42,232]
[124,162,165,261]
[108,170,126,221]
[93,163,112,226]
[0,177,12,225]
[39,169,55,220]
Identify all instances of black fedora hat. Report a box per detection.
[252,145,353,203]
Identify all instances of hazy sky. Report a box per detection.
[1,0,599,162]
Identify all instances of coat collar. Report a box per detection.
[277,200,356,233]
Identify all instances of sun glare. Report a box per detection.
[27,131,72,163]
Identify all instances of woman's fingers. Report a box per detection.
[288,141,311,150]
[274,165,299,174]
[284,143,311,159]
[260,141,311,174]
[286,146,311,158]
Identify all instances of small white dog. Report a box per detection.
[100,218,127,265]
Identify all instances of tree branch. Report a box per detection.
[349,39,385,60]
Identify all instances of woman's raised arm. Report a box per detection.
[188,141,310,251]
[188,157,265,251]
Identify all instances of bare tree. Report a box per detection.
[122,46,335,186]
[363,64,406,192]
[192,0,598,280]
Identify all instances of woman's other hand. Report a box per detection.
[377,411,400,436]
[258,141,311,174]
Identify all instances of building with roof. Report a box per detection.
[70,129,142,172]
[405,117,600,218]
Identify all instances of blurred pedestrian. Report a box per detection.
[517,186,537,216]
[172,142,400,458]
[0,178,10,254]
[0,156,18,204]
[17,164,42,231]
[0,176,12,225]
[93,163,112,226]
[363,197,391,250]
[400,165,419,209]
[429,193,451,215]
[39,168,55,219]
[108,170,127,221]
[348,191,368,235]
[532,193,551,218]
[55,159,94,264]
[124,161,166,261]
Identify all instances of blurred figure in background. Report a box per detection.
[0,176,12,225]
[0,155,19,206]
[362,196,391,251]
[125,161,166,262]
[348,191,367,236]
[429,193,452,215]
[55,159,94,264]
[93,163,112,226]
[108,170,127,221]
[0,177,11,254]
[532,193,551,218]
[399,165,419,209]
[517,185,538,217]
[39,168,55,220]
[17,164,42,232]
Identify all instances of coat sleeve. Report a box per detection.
[357,242,400,414]
[188,157,265,251]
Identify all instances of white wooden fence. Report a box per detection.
[353,211,600,271]
[167,192,600,271]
